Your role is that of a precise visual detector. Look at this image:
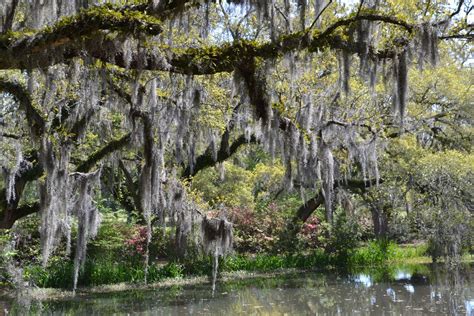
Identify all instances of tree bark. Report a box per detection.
[370,206,388,239]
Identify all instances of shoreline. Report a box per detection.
[2,255,473,301]
[1,268,306,301]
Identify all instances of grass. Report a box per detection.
[24,259,184,289]
[348,241,430,266]
[23,242,442,290]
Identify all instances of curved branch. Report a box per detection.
[434,0,465,26]
[0,202,40,229]
[0,77,45,137]
[76,133,132,173]
[182,134,257,178]
[0,5,162,69]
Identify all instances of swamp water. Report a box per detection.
[1,263,473,315]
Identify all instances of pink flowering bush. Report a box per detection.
[227,204,286,253]
[125,226,148,258]
[297,216,323,249]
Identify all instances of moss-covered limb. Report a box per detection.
[0,77,45,137]
[320,13,413,39]
[0,4,162,69]
[0,153,43,229]
[76,133,133,173]
[11,4,162,41]
[0,134,134,228]
[0,13,412,72]
[167,13,414,75]
[286,178,382,238]
[116,14,413,74]
[182,134,257,178]
[0,202,40,229]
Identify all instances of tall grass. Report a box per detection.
[24,259,183,289]
[349,241,429,266]
[24,242,429,289]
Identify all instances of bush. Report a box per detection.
[349,240,396,266]
[349,241,429,266]
[324,212,361,262]
[296,216,322,249]
[228,204,287,253]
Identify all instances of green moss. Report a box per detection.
[1,4,162,50]
[50,4,162,36]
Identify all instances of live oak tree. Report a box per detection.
[0,0,472,288]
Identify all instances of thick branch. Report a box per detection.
[0,203,39,229]
[0,5,162,69]
[0,14,413,72]
[76,133,132,173]
[0,77,45,137]
[182,134,257,178]
[294,191,325,223]
[293,178,382,224]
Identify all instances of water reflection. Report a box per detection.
[353,274,372,287]
[466,299,474,315]
[404,284,415,293]
[395,270,412,281]
[1,263,473,315]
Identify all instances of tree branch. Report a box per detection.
[434,0,465,26]
[0,14,413,72]
[292,178,381,224]
[182,134,257,178]
[76,133,132,173]
[0,77,45,137]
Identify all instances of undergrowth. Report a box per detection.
[23,241,429,289]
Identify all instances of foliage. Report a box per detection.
[20,239,435,289]
[0,230,15,286]
[323,212,362,261]
[385,139,473,263]
[296,216,322,249]
[25,259,184,289]
[227,204,287,253]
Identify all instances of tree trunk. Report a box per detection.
[371,206,388,239]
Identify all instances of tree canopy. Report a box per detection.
[0,0,472,291]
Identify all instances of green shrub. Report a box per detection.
[349,240,396,266]
[324,212,361,263]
